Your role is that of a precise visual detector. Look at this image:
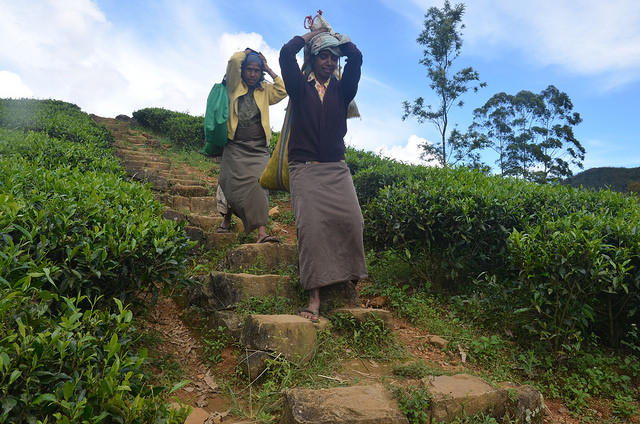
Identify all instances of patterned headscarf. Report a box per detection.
[303,32,351,76]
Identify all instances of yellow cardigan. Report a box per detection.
[226,51,287,143]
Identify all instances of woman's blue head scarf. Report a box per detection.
[241,51,265,84]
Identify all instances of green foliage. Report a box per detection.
[390,384,432,424]
[202,326,230,366]
[0,288,189,423]
[360,162,640,352]
[0,99,194,301]
[0,99,113,148]
[328,312,404,360]
[502,211,640,353]
[0,128,121,174]
[132,107,206,151]
[352,159,432,206]
[345,146,391,176]
[0,159,193,300]
[237,296,295,317]
[363,167,523,291]
[268,130,280,152]
[393,360,443,379]
[0,98,195,422]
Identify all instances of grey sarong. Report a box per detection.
[289,161,368,290]
[219,125,269,234]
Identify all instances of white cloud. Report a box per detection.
[465,0,640,77]
[375,134,433,165]
[0,71,33,98]
[0,0,289,118]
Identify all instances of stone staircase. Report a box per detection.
[94,115,546,424]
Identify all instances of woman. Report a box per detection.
[279,28,368,322]
[218,49,287,243]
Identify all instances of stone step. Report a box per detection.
[123,159,171,171]
[224,242,298,274]
[329,306,394,330]
[188,271,296,311]
[116,150,171,164]
[281,384,409,424]
[169,177,209,187]
[240,314,328,365]
[160,194,216,215]
[170,183,210,197]
[423,374,544,423]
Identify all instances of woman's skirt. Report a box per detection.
[219,131,269,234]
[289,161,368,290]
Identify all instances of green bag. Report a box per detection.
[201,77,229,156]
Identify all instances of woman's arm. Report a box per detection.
[226,50,248,92]
[339,42,363,105]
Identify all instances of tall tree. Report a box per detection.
[471,85,584,182]
[402,0,485,166]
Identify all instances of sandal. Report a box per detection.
[258,235,281,243]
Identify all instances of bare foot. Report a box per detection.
[297,288,320,322]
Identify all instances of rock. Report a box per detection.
[226,243,298,274]
[425,335,449,350]
[330,307,394,330]
[236,349,275,383]
[206,309,244,340]
[163,208,187,223]
[185,407,209,424]
[504,384,545,424]
[240,314,321,364]
[171,183,210,197]
[188,272,295,310]
[186,213,219,231]
[319,281,359,308]
[281,384,409,424]
[423,374,508,422]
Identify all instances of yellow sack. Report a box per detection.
[260,100,292,191]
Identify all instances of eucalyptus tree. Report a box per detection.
[472,85,584,182]
[402,0,486,167]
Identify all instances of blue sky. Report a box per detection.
[1,0,639,172]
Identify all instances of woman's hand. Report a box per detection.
[258,52,278,79]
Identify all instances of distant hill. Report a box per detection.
[564,166,640,193]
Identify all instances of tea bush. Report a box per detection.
[0,98,113,148]
[0,155,193,300]
[0,285,189,423]
[1,98,194,422]
[132,107,204,150]
[1,99,194,300]
[0,128,121,174]
[359,163,640,351]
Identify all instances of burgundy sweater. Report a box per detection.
[279,36,362,163]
